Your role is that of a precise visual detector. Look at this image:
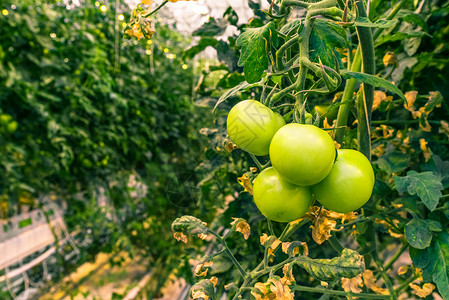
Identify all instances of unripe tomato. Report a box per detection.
[253,167,313,222]
[227,100,285,156]
[312,149,375,213]
[269,124,335,186]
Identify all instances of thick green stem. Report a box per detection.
[354,0,375,159]
[276,35,301,71]
[334,0,408,145]
[334,47,361,144]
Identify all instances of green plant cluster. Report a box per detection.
[0,0,243,297]
[169,0,449,299]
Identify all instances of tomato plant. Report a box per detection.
[226,100,285,156]
[253,167,312,222]
[312,149,375,213]
[270,124,336,186]
[163,0,449,298]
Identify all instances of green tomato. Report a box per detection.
[227,100,285,156]
[269,124,335,186]
[253,167,313,222]
[312,149,375,213]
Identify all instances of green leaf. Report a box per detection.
[424,155,449,188]
[394,171,444,211]
[310,19,346,68]
[236,22,278,83]
[410,232,449,299]
[192,18,228,37]
[354,17,398,28]
[189,278,216,300]
[294,249,364,282]
[171,215,208,236]
[405,217,432,249]
[426,220,443,232]
[373,146,410,174]
[340,70,406,101]
[213,79,263,111]
[279,19,302,36]
[183,38,218,60]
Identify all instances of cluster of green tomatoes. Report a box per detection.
[227,100,375,222]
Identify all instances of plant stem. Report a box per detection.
[209,230,247,278]
[268,219,276,236]
[328,235,344,254]
[276,35,301,71]
[372,247,397,300]
[384,243,408,272]
[395,273,419,294]
[354,0,375,160]
[372,0,408,40]
[249,153,264,171]
[334,0,408,145]
[145,0,168,17]
[335,47,361,144]
[293,285,391,299]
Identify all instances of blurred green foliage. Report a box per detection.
[0,0,242,296]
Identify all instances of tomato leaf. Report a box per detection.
[294,249,364,282]
[171,215,208,236]
[310,19,346,68]
[340,70,406,101]
[192,17,228,37]
[213,79,264,111]
[183,37,218,60]
[354,17,398,28]
[410,232,449,299]
[236,22,278,83]
[189,278,217,300]
[394,171,444,211]
[373,145,411,174]
[423,155,449,188]
[405,216,432,249]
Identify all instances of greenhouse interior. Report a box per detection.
[0,0,448,299]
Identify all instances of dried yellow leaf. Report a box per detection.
[231,218,251,240]
[383,51,398,67]
[341,274,363,293]
[409,283,435,298]
[237,173,253,195]
[224,140,239,152]
[194,261,213,277]
[260,233,269,246]
[373,90,387,111]
[173,232,187,243]
[282,264,295,283]
[197,233,208,240]
[363,270,389,295]
[388,229,404,239]
[419,138,432,162]
[397,265,409,275]
[311,215,337,245]
[210,276,218,287]
[440,121,449,139]
[192,290,209,299]
[405,91,418,111]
